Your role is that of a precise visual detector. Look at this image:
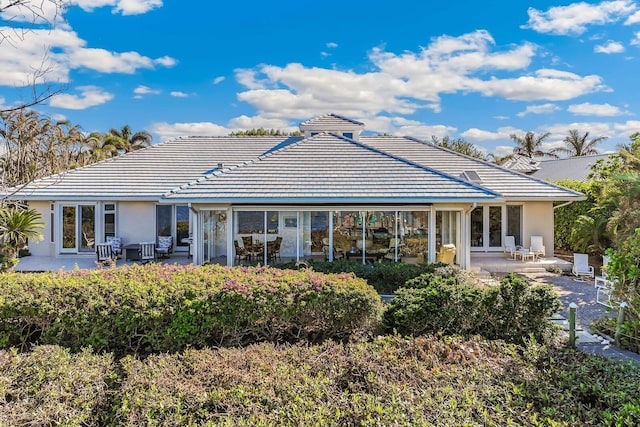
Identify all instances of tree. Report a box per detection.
[552,129,606,157]
[229,128,302,136]
[0,207,44,271]
[1,0,66,113]
[509,131,558,159]
[431,136,487,160]
[80,131,119,163]
[105,125,152,153]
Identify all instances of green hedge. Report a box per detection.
[0,264,383,355]
[2,339,639,426]
[383,273,561,345]
[274,259,447,294]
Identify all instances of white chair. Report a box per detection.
[595,255,615,307]
[594,255,611,288]
[95,243,114,264]
[139,242,156,264]
[504,235,517,259]
[106,236,122,259]
[572,253,594,281]
[530,235,545,259]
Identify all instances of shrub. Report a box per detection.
[383,273,561,345]
[274,259,447,294]
[0,346,116,426]
[0,264,383,355]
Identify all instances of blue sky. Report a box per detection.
[1,0,640,156]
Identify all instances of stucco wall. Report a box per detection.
[27,201,55,257]
[523,201,554,256]
[117,202,156,246]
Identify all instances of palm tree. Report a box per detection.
[509,131,558,159]
[105,125,152,153]
[81,132,119,164]
[552,129,607,157]
[0,207,44,271]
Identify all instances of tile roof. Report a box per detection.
[164,133,498,203]
[530,154,611,182]
[360,136,584,200]
[501,155,540,173]
[13,136,290,200]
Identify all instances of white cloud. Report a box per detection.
[517,103,560,117]
[492,145,516,157]
[568,102,624,116]
[49,86,114,109]
[594,40,625,53]
[149,121,232,140]
[213,76,225,85]
[51,113,67,122]
[0,27,176,86]
[326,42,338,48]
[133,85,161,98]
[624,10,640,23]
[632,31,640,45]
[461,126,523,142]
[170,91,189,98]
[73,0,163,15]
[523,0,636,35]
[363,116,457,139]
[227,115,295,131]
[467,69,607,101]
[233,31,607,120]
[493,115,510,120]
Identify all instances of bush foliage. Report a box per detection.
[383,273,562,345]
[2,338,639,426]
[0,264,383,355]
[275,259,447,294]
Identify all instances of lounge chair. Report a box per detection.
[234,239,249,263]
[530,235,545,258]
[504,235,517,259]
[572,253,594,281]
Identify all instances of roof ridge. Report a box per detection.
[163,160,255,196]
[299,113,365,126]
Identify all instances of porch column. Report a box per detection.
[428,208,436,263]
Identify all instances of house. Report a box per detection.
[503,154,612,182]
[11,114,584,269]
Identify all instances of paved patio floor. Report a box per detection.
[14,253,194,272]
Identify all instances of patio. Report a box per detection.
[12,251,573,274]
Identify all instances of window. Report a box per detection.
[104,203,116,240]
[507,205,522,246]
[156,205,172,236]
[343,132,353,139]
[237,211,278,234]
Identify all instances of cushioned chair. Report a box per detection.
[436,244,456,265]
[156,236,173,259]
[383,238,405,261]
[106,236,122,259]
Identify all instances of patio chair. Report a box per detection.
[595,255,611,287]
[572,253,594,281]
[139,242,156,264]
[530,235,545,258]
[504,235,517,259]
[234,239,249,263]
[322,237,345,261]
[106,236,122,259]
[95,242,114,265]
[156,235,173,259]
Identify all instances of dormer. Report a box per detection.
[299,113,365,141]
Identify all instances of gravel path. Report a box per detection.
[521,272,615,331]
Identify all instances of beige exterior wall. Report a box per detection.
[117,201,156,245]
[523,201,554,256]
[27,201,55,257]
